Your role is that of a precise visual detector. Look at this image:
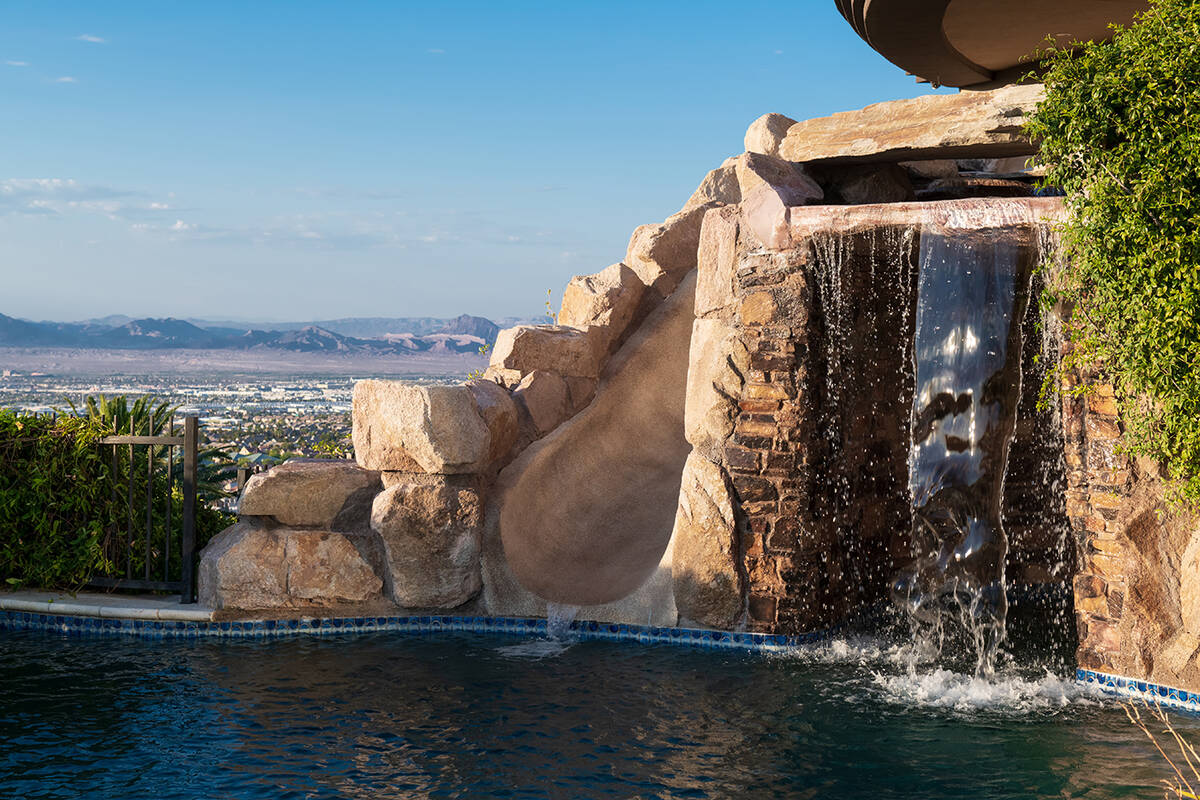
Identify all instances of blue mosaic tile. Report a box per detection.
[1077,669,1200,716]
[0,607,857,661]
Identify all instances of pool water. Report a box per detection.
[0,613,1189,800]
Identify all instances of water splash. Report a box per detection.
[782,635,1099,715]
[546,602,579,640]
[872,667,1095,714]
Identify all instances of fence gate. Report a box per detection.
[88,415,198,603]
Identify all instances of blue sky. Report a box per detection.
[0,1,949,323]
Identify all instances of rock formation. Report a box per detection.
[200,84,1072,644]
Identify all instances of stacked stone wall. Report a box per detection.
[1063,364,1200,690]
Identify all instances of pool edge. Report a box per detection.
[0,608,833,653]
[1077,668,1200,715]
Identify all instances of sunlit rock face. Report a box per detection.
[778,85,1043,165]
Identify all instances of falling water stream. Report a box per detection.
[893,203,1033,675]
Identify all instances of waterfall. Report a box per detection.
[893,202,1032,675]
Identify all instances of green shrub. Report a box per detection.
[1027,0,1200,502]
[0,410,112,588]
[0,399,235,591]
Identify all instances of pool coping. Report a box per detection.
[0,593,213,621]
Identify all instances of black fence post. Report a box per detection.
[237,466,252,495]
[181,415,198,604]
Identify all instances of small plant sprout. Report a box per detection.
[467,342,490,380]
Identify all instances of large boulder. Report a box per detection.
[488,324,606,380]
[735,152,824,207]
[625,203,712,297]
[353,380,514,474]
[671,453,743,629]
[370,477,483,608]
[778,84,1043,165]
[744,113,797,158]
[513,370,570,438]
[558,262,649,354]
[465,378,520,466]
[238,459,381,528]
[733,153,824,250]
[683,156,741,212]
[198,522,383,610]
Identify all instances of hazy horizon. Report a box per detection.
[2,0,950,323]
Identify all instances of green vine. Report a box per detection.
[1027,0,1200,502]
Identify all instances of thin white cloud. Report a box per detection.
[0,178,156,219]
[5,60,28,67]
[75,34,106,43]
[427,48,445,54]
[55,76,78,83]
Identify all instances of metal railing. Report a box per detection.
[88,415,198,602]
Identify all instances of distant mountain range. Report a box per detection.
[0,313,530,356]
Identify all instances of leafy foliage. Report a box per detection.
[0,397,235,591]
[0,411,112,588]
[1027,0,1200,501]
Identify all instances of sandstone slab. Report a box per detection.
[671,452,742,629]
[744,113,797,158]
[489,324,606,380]
[370,477,483,608]
[625,204,712,297]
[239,459,381,528]
[352,380,501,474]
[557,262,649,354]
[778,84,1042,165]
[198,522,383,610]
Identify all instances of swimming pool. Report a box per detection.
[0,611,1183,800]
